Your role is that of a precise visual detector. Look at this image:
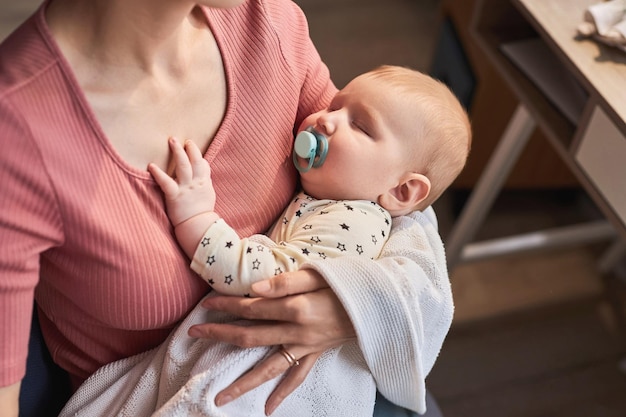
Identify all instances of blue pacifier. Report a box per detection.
[292,127,329,173]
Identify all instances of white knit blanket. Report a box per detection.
[59,209,452,416]
[60,305,375,417]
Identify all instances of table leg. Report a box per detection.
[446,104,536,269]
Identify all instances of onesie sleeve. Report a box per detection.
[304,209,454,414]
[190,200,391,297]
[190,219,281,297]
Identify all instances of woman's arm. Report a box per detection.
[0,101,62,406]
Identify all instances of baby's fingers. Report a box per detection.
[183,140,211,180]
[168,137,194,183]
[148,162,179,197]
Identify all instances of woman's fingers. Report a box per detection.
[188,321,299,347]
[192,288,355,347]
[200,294,295,323]
[265,353,318,415]
[200,288,329,325]
[251,269,329,298]
[214,345,318,414]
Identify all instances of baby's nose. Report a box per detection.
[317,112,338,136]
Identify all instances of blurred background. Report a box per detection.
[2,0,626,415]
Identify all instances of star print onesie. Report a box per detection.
[191,191,392,297]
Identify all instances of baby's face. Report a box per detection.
[296,74,417,203]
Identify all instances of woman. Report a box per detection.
[0,0,453,415]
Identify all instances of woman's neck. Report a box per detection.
[45,0,207,76]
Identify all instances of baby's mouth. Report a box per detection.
[292,127,328,173]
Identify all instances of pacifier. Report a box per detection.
[292,127,329,173]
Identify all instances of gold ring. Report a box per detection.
[278,345,300,367]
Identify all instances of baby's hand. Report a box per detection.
[148,138,217,227]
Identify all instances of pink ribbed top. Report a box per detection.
[0,0,336,386]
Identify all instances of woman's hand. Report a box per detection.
[188,269,355,415]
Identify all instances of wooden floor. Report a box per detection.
[3,1,626,415]
[428,297,626,417]
[432,192,626,417]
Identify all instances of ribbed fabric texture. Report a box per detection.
[0,0,335,387]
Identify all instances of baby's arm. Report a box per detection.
[192,197,391,296]
[148,138,220,258]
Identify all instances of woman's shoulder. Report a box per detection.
[257,0,312,53]
[0,7,58,98]
[256,0,309,27]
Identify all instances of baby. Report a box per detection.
[60,65,471,417]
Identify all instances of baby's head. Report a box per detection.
[295,65,471,216]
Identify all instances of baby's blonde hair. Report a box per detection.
[365,65,472,210]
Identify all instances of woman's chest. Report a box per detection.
[40,176,208,329]
[88,69,227,173]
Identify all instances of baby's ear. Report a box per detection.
[378,173,431,216]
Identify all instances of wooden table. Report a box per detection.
[446,0,626,269]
